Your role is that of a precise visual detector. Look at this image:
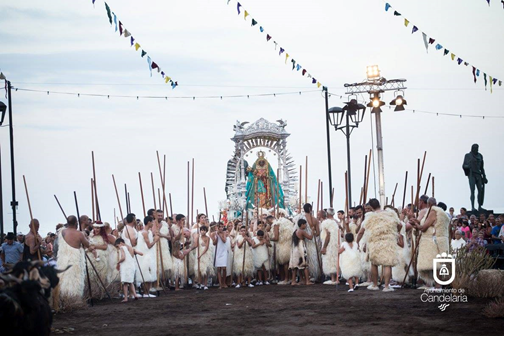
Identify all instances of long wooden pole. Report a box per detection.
[320,181,323,212]
[299,165,302,212]
[391,183,398,207]
[316,179,320,217]
[23,175,41,260]
[169,193,173,217]
[156,151,167,217]
[91,151,101,221]
[191,158,195,226]
[401,171,408,210]
[360,154,368,205]
[203,187,208,217]
[423,173,432,196]
[305,156,308,205]
[432,176,435,198]
[138,173,146,217]
[150,173,157,210]
[74,191,93,306]
[54,195,68,219]
[91,178,95,221]
[363,149,372,204]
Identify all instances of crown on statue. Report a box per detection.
[257,150,265,158]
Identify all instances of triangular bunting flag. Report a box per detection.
[113,12,117,31]
[124,29,131,38]
[472,67,477,83]
[259,26,264,32]
[130,36,134,46]
[119,21,123,35]
[171,81,178,89]
[251,19,257,26]
[244,10,249,20]
[237,2,241,14]
[457,58,463,65]
[499,81,502,86]
[428,38,435,44]
[476,69,480,77]
[274,41,278,49]
[105,2,112,25]
[394,11,401,16]
[317,82,321,88]
[450,53,455,60]
[152,61,159,70]
[279,47,285,55]
[296,64,301,71]
[147,56,152,77]
[385,3,391,11]
[492,78,497,84]
[291,59,296,70]
[161,71,165,76]
[489,76,493,93]
[308,73,312,79]
[443,49,449,55]
[285,53,289,63]
[404,19,409,27]
[312,78,316,84]
[484,73,487,89]
[266,34,271,41]
[422,33,429,53]
[435,44,443,50]
[135,43,141,51]
[141,50,146,57]
[412,26,418,33]
[165,76,171,83]
[302,69,307,76]
[464,62,469,66]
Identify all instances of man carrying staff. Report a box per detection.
[293,204,321,282]
[412,197,450,290]
[23,219,44,261]
[357,199,399,292]
[151,208,172,284]
[269,209,293,285]
[57,215,92,307]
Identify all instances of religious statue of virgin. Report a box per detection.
[245,151,284,210]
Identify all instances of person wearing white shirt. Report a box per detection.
[451,230,467,251]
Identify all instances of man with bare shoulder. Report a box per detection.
[23,219,44,261]
[57,215,92,306]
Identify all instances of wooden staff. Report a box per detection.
[158,189,162,213]
[191,158,195,226]
[415,152,427,209]
[91,151,101,221]
[359,187,363,207]
[276,168,281,217]
[163,154,167,215]
[124,184,129,214]
[73,191,93,306]
[305,156,308,205]
[203,188,208,217]
[22,175,41,260]
[169,193,173,216]
[391,183,398,207]
[320,181,323,212]
[150,173,157,210]
[316,179,320,217]
[423,173,432,196]
[401,171,408,210]
[54,195,67,219]
[363,149,372,204]
[432,176,435,198]
[156,151,168,217]
[360,154,368,205]
[91,178,95,221]
[241,235,247,281]
[112,175,146,287]
[67,193,111,300]
[138,173,146,217]
[299,165,302,212]
[411,186,414,213]
[187,161,190,227]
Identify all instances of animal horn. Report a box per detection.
[54,265,72,274]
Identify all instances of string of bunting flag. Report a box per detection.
[485,0,505,8]
[384,2,502,93]
[11,87,320,100]
[226,0,323,89]
[92,0,178,89]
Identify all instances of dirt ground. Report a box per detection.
[52,284,503,336]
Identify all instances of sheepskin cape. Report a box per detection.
[320,219,340,275]
[339,241,362,280]
[417,206,450,273]
[362,210,399,267]
[233,235,254,278]
[57,230,85,299]
[270,217,293,265]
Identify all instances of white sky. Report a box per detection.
[0,0,503,236]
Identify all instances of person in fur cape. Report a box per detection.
[293,204,321,281]
[411,197,450,289]
[234,226,255,288]
[269,209,293,285]
[320,208,340,285]
[57,215,92,308]
[357,199,399,292]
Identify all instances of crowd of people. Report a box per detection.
[1,196,503,309]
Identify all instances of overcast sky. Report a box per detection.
[0,0,503,236]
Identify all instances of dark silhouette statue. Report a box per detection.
[462,144,488,212]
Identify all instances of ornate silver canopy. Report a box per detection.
[225,118,298,215]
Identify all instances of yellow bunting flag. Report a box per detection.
[317,82,321,88]
[450,53,455,60]
[285,53,289,64]
[165,76,170,83]
[404,19,409,27]
[244,10,249,20]
[489,76,493,93]
[134,43,141,51]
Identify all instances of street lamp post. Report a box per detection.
[344,66,407,208]
[0,81,19,234]
[328,100,366,207]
